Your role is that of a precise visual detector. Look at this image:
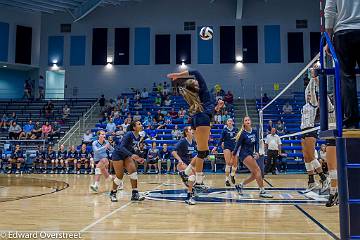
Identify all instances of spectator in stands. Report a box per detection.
[155,94,162,106]
[56,144,67,174]
[0,114,9,130]
[134,90,141,101]
[62,104,71,121]
[77,143,91,174]
[19,120,34,139]
[154,110,163,123]
[44,101,54,118]
[121,96,129,113]
[82,130,93,145]
[113,113,123,127]
[31,122,42,140]
[267,120,273,134]
[178,107,186,118]
[146,142,159,173]
[157,83,164,94]
[165,113,172,124]
[146,125,158,140]
[141,88,149,99]
[265,128,282,175]
[9,112,17,124]
[121,118,131,132]
[224,90,234,105]
[106,118,116,134]
[125,113,132,123]
[134,101,142,110]
[262,93,270,104]
[133,111,142,121]
[65,145,78,174]
[116,125,125,139]
[8,121,22,140]
[282,102,293,114]
[164,96,172,106]
[169,108,178,119]
[171,125,182,140]
[23,79,32,99]
[214,111,222,124]
[134,141,148,172]
[222,111,231,123]
[276,120,285,135]
[32,145,44,173]
[8,144,25,174]
[41,121,52,140]
[38,75,45,99]
[50,121,61,142]
[99,94,106,112]
[159,143,171,174]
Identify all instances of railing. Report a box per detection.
[81,99,99,132]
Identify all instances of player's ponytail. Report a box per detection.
[234,116,249,141]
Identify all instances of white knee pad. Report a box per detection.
[188,175,196,182]
[114,177,123,186]
[311,159,321,169]
[129,172,138,180]
[225,165,231,173]
[184,164,193,176]
[95,168,101,175]
[305,162,314,172]
[329,170,337,180]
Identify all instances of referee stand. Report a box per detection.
[319,32,360,240]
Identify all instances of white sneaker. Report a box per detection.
[90,184,99,193]
[77,171,80,175]
[304,182,319,193]
[259,190,273,198]
[185,196,196,205]
[320,177,330,193]
[117,181,124,191]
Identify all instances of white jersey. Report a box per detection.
[92,140,113,162]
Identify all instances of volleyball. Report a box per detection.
[199,27,213,40]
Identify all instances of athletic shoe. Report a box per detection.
[110,191,118,202]
[231,176,236,185]
[90,184,98,193]
[131,192,145,201]
[185,196,196,205]
[77,171,80,175]
[179,171,189,187]
[225,180,231,187]
[50,170,54,174]
[117,181,124,191]
[259,190,273,198]
[193,183,209,192]
[326,192,339,207]
[304,182,319,193]
[320,177,331,193]
[235,183,243,195]
[84,171,88,175]
[15,170,20,174]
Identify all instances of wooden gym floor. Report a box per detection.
[0,174,339,240]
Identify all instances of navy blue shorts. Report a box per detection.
[111,150,129,161]
[191,112,211,129]
[239,151,254,162]
[223,144,235,152]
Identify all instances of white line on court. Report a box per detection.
[79,183,164,233]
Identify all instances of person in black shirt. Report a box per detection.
[99,94,106,112]
[66,145,78,174]
[158,144,171,174]
[77,144,91,174]
[46,145,57,174]
[134,141,148,173]
[8,144,24,174]
[56,144,67,174]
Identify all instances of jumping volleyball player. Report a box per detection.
[233,116,273,198]
[109,121,145,202]
[171,126,197,205]
[301,66,330,193]
[167,70,224,190]
[212,118,239,186]
[90,130,114,193]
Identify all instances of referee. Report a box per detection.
[265,128,282,175]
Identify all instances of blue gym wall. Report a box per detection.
[38,0,321,98]
[0,69,30,99]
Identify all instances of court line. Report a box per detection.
[264,178,274,187]
[79,183,163,233]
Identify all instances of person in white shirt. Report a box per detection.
[82,130,93,145]
[282,102,293,114]
[141,88,149,99]
[264,128,282,175]
[106,118,116,134]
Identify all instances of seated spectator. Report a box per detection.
[142,113,153,128]
[178,107,186,118]
[222,111,231,123]
[135,142,148,172]
[0,113,9,130]
[77,143,91,174]
[146,142,159,173]
[50,121,61,142]
[133,111,142,121]
[169,108,178,119]
[155,94,162,106]
[158,144,171,174]
[134,90,141,101]
[19,120,34,139]
[121,118,131,132]
[113,113,123,127]
[157,83,164,94]
[65,145,78,174]
[116,126,125,139]
[9,112,17,124]
[121,96,129,113]
[214,111,222,124]
[164,113,172,124]
[44,100,54,118]
[224,90,234,104]
[262,93,270,104]
[125,113,132,123]
[134,101,142,110]
[164,96,172,106]
[62,104,71,120]
[106,118,116,134]
[141,88,149,99]
[8,121,22,140]
[41,121,52,139]
[267,120,273,135]
[276,120,285,135]
[171,125,182,140]
[146,125,158,140]
[82,130,93,145]
[8,144,25,174]
[282,102,293,114]
[154,110,164,123]
[31,122,42,140]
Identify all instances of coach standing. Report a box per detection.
[325,0,360,129]
[265,128,282,175]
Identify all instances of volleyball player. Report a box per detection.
[90,130,114,193]
[77,144,91,174]
[46,145,56,174]
[167,70,224,190]
[66,145,78,174]
[301,68,330,193]
[172,126,197,205]
[233,116,273,198]
[212,118,239,186]
[109,121,145,202]
[56,144,67,174]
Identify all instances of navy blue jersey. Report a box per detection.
[67,150,78,159]
[46,151,56,160]
[115,131,141,159]
[188,70,215,115]
[174,138,196,164]
[37,150,47,159]
[218,126,238,150]
[11,149,24,159]
[79,149,91,159]
[57,150,67,159]
[160,149,171,160]
[233,129,259,159]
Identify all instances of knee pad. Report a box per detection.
[188,175,196,182]
[197,150,209,159]
[129,172,138,180]
[95,168,101,175]
[225,165,231,173]
[329,170,337,180]
[311,159,321,169]
[113,177,123,186]
[305,162,314,172]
